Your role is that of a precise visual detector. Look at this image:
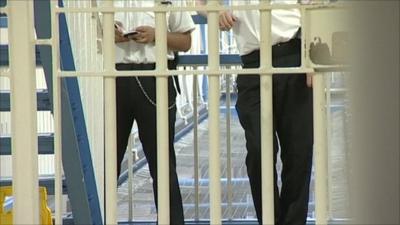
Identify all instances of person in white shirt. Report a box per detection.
[114,1,195,224]
[197,0,313,224]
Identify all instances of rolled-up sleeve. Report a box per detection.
[168,1,196,33]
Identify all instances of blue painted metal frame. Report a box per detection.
[33,0,102,224]
[191,14,207,25]
[198,14,209,101]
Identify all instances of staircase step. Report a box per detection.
[0,16,6,28]
[0,89,52,111]
[0,45,42,66]
[0,133,54,155]
[178,54,242,66]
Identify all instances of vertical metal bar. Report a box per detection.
[225,73,233,220]
[193,73,200,221]
[8,0,39,224]
[128,135,134,222]
[300,4,329,223]
[50,0,63,224]
[154,1,170,224]
[259,1,275,224]
[300,6,307,69]
[326,73,333,220]
[182,75,190,110]
[314,72,328,225]
[207,1,222,224]
[103,0,117,224]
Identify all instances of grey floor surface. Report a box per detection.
[117,104,350,222]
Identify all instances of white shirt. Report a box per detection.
[114,0,195,64]
[231,0,301,55]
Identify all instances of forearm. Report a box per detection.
[167,31,191,52]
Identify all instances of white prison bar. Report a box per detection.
[52,3,346,14]
[207,0,222,224]
[303,1,329,222]
[302,0,330,219]
[50,0,63,223]
[259,1,275,224]
[127,136,135,221]
[8,0,40,224]
[43,2,341,224]
[192,74,200,220]
[57,67,316,78]
[102,0,118,223]
[154,1,170,224]
[225,73,233,220]
[313,72,329,225]
[326,73,333,220]
[300,7,308,69]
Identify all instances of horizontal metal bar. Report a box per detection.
[58,68,316,78]
[179,178,249,187]
[312,63,350,72]
[54,3,346,14]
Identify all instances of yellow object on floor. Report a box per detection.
[0,186,52,225]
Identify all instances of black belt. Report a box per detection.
[116,60,176,70]
[241,29,302,65]
[115,60,181,94]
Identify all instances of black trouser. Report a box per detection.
[116,63,184,225]
[236,38,314,225]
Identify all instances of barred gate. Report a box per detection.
[0,0,348,224]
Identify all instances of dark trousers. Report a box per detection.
[236,38,314,225]
[116,63,184,225]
